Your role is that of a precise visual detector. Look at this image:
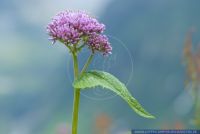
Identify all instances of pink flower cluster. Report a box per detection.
[88,33,112,55]
[47,11,112,55]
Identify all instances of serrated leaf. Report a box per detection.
[73,70,155,118]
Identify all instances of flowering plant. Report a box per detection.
[47,10,154,134]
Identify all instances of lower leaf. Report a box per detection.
[73,70,155,119]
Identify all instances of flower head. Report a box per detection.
[47,10,112,55]
[87,33,112,55]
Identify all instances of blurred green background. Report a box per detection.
[1,0,200,134]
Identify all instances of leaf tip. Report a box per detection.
[140,112,155,119]
[146,114,156,119]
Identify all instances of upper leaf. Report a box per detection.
[73,70,155,118]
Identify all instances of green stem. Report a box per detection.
[71,51,94,134]
[77,44,86,52]
[80,53,94,76]
[64,43,73,53]
[72,52,80,134]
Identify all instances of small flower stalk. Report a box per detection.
[47,10,154,134]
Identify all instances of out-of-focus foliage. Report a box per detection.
[101,0,200,130]
[183,30,200,128]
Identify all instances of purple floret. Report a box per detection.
[87,33,112,55]
[47,10,112,55]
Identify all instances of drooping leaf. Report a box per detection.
[73,70,155,118]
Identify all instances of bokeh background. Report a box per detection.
[1,0,200,134]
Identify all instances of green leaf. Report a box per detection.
[73,70,155,118]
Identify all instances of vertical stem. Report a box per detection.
[72,52,80,134]
[71,51,94,134]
